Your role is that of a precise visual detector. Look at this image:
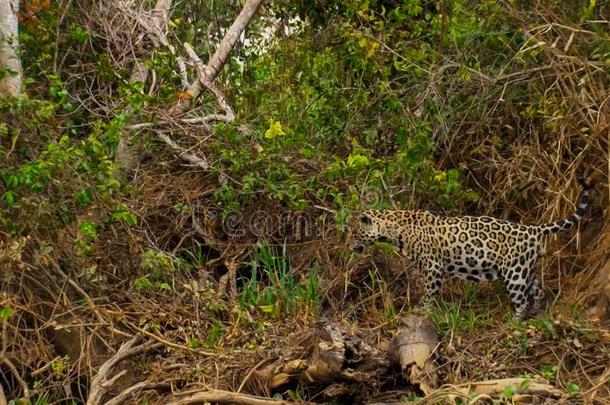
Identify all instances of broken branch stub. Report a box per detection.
[388,310,439,396]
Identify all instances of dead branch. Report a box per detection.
[455,378,563,397]
[172,0,264,114]
[114,0,251,170]
[153,130,210,170]
[86,335,163,405]
[168,388,316,405]
[104,382,170,405]
[181,42,236,122]
[418,378,564,404]
[0,355,29,401]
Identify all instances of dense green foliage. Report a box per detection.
[3,1,608,238]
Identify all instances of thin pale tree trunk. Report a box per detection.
[0,0,22,97]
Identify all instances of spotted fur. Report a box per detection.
[349,177,592,319]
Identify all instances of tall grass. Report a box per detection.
[239,242,319,317]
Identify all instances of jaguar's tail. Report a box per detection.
[542,176,592,235]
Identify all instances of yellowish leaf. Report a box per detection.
[264,120,285,139]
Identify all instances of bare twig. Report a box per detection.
[49,260,131,338]
[237,357,271,393]
[126,321,220,357]
[0,355,30,401]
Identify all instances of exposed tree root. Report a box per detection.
[86,335,163,405]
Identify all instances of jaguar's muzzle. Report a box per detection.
[349,242,365,253]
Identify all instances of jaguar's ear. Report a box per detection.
[360,215,372,226]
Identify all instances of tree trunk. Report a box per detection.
[0,0,22,97]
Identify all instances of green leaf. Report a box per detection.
[2,191,16,206]
[501,385,517,399]
[74,189,93,206]
[133,277,152,290]
[0,307,14,320]
[566,382,580,396]
[188,338,202,349]
[346,153,369,167]
[78,221,97,239]
[156,281,171,291]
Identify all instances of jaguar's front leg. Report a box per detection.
[422,261,444,305]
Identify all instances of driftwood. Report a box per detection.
[249,323,389,399]
[388,310,439,395]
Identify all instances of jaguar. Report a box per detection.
[348,177,592,319]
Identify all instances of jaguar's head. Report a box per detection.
[348,210,390,253]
